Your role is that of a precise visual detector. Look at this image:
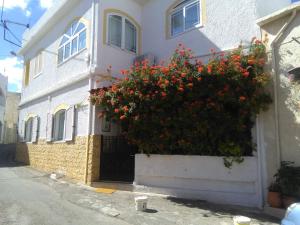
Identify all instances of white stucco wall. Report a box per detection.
[259,10,300,191]
[21,0,92,101]
[97,0,143,75]
[135,154,261,207]
[18,80,90,139]
[141,0,261,62]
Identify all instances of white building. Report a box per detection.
[16,0,297,208]
[0,73,8,143]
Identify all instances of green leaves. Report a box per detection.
[90,39,272,167]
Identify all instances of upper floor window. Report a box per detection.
[107,14,137,53]
[31,52,43,77]
[170,0,201,37]
[58,20,87,64]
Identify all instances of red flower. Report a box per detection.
[120,115,126,120]
[243,71,250,78]
[187,83,193,88]
[207,65,212,74]
[239,96,246,102]
[161,92,167,97]
[181,73,187,78]
[198,66,204,73]
[114,108,120,113]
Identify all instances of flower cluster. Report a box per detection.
[90,38,272,165]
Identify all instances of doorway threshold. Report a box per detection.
[91,181,134,192]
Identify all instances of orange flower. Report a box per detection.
[239,96,246,102]
[181,72,187,78]
[198,66,204,73]
[187,83,193,88]
[178,87,184,92]
[207,65,212,74]
[123,106,129,112]
[248,59,255,65]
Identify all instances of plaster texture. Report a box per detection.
[135,154,261,207]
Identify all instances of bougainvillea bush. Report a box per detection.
[90,38,272,166]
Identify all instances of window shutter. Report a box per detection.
[65,106,75,141]
[20,120,25,142]
[46,113,53,142]
[31,116,39,143]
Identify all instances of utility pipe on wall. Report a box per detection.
[84,0,97,184]
[271,9,297,169]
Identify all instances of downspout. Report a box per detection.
[271,9,297,169]
[84,0,97,184]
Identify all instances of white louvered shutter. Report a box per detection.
[31,116,39,143]
[65,106,75,141]
[46,113,53,142]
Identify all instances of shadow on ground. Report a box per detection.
[166,197,280,223]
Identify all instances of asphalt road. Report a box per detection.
[0,163,128,225]
[0,163,280,225]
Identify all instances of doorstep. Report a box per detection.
[263,205,286,219]
[91,181,135,192]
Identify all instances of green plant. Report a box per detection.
[275,161,300,197]
[90,38,272,167]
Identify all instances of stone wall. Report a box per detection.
[16,135,101,183]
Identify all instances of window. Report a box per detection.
[31,52,43,77]
[25,118,33,142]
[107,14,137,53]
[58,20,87,64]
[52,110,66,141]
[170,0,201,37]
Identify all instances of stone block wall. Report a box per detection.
[16,135,101,183]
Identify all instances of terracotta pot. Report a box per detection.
[282,195,297,209]
[267,191,282,208]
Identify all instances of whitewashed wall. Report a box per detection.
[21,0,92,101]
[135,154,261,207]
[141,0,261,62]
[98,0,143,75]
[18,80,90,139]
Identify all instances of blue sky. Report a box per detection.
[0,0,55,93]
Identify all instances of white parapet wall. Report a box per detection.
[134,154,261,207]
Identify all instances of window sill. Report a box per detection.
[105,43,137,56]
[52,140,66,144]
[57,47,87,68]
[169,24,203,39]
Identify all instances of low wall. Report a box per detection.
[0,144,16,162]
[134,154,261,207]
[16,135,101,183]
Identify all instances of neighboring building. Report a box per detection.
[16,0,297,208]
[0,73,8,143]
[3,92,21,144]
[257,3,300,200]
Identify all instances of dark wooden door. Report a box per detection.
[100,135,137,182]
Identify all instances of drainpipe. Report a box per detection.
[271,9,297,169]
[84,0,97,184]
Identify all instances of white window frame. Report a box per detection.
[170,0,202,38]
[52,109,66,142]
[106,13,138,54]
[58,21,87,65]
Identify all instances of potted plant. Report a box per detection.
[267,181,282,208]
[275,161,300,208]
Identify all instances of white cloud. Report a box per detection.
[2,0,30,10]
[0,57,23,93]
[39,0,55,9]
[25,9,31,17]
